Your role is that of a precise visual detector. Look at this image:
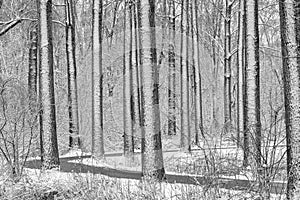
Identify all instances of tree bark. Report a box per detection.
[123,0,134,157]
[180,0,191,152]
[242,0,249,167]
[279,0,300,199]
[236,0,244,147]
[138,0,165,180]
[28,27,38,113]
[245,0,262,190]
[91,0,104,158]
[195,0,204,141]
[168,0,176,136]
[224,0,232,129]
[37,0,59,169]
[65,0,80,149]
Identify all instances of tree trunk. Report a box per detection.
[224,0,232,129]
[190,0,199,144]
[28,25,39,156]
[242,0,249,167]
[279,1,300,199]
[123,0,134,157]
[168,0,176,135]
[65,0,80,149]
[245,0,262,191]
[195,0,204,141]
[236,0,244,147]
[133,0,142,131]
[138,0,165,180]
[180,0,191,152]
[37,0,59,169]
[28,27,38,112]
[91,0,104,158]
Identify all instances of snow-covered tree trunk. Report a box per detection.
[91,0,104,158]
[123,0,134,157]
[195,0,204,140]
[138,0,165,180]
[38,0,59,169]
[133,0,142,130]
[224,0,232,129]
[245,0,261,168]
[279,0,300,199]
[129,1,136,152]
[28,27,38,113]
[180,0,191,152]
[65,0,80,149]
[242,0,249,167]
[236,0,244,147]
[190,0,198,145]
[168,0,176,136]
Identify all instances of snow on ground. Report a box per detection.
[60,149,91,158]
[23,168,285,200]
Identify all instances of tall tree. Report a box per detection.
[190,0,199,143]
[91,0,104,158]
[167,0,176,135]
[65,0,80,149]
[28,24,39,156]
[236,0,244,147]
[28,26,38,113]
[123,0,134,157]
[223,0,232,129]
[279,0,300,199]
[242,0,249,167]
[133,0,142,130]
[194,0,204,141]
[180,0,191,152]
[129,0,136,152]
[37,0,59,169]
[244,0,261,168]
[138,0,165,180]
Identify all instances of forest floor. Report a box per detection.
[20,145,287,199]
[0,135,287,199]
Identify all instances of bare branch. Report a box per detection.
[0,18,22,36]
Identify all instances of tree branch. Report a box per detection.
[0,18,22,36]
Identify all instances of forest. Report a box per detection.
[0,0,299,199]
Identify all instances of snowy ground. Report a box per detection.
[21,168,285,200]
[13,145,287,199]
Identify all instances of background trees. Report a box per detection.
[0,0,299,198]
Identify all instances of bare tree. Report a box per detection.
[279,0,300,199]
[194,0,204,141]
[123,0,134,158]
[223,0,233,129]
[91,0,104,158]
[138,0,165,180]
[180,0,191,152]
[65,0,80,149]
[37,0,59,169]
[236,0,244,147]
[245,0,262,179]
[168,0,176,136]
